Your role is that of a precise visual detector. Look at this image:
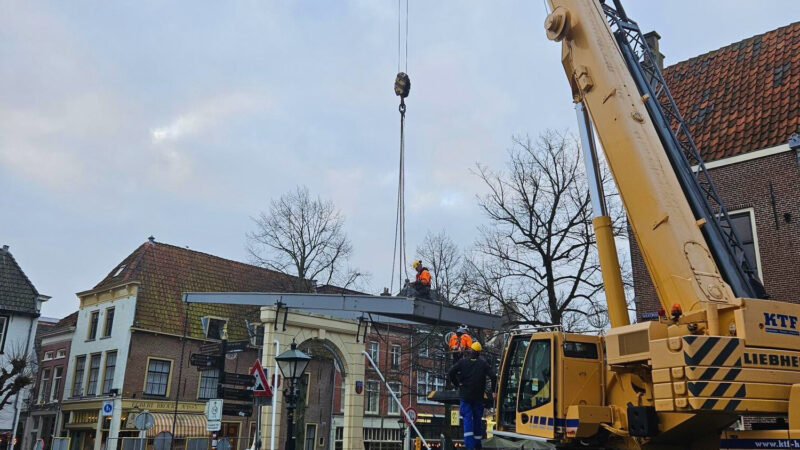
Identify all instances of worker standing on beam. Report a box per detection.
[410,260,431,298]
[448,342,496,450]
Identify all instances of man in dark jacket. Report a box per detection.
[447,342,497,449]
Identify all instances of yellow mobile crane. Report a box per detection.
[492,1,800,449]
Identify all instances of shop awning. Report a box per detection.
[145,413,207,438]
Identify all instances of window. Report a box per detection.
[417,341,429,357]
[365,380,380,414]
[368,342,379,364]
[388,382,401,415]
[102,351,117,394]
[72,356,86,396]
[302,373,311,406]
[103,308,115,337]
[86,354,102,395]
[88,311,99,340]
[204,318,227,340]
[39,368,51,403]
[198,370,219,399]
[497,336,529,427]
[391,345,401,369]
[254,325,264,346]
[56,349,66,359]
[304,424,317,450]
[417,371,445,403]
[0,316,8,353]
[563,341,599,359]
[145,359,172,396]
[51,366,63,402]
[519,339,552,410]
[729,209,763,278]
[43,351,54,361]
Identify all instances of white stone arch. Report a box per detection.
[259,307,366,450]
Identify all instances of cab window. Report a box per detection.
[497,336,529,428]
[518,339,551,411]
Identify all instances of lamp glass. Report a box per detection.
[276,343,312,380]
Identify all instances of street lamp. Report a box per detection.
[275,341,311,450]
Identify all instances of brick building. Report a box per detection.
[632,22,800,319]
[22,313,77,450]
[60,238,285,450]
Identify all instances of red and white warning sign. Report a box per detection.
[249,360,273,397]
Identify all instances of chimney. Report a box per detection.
[644,31,665,71]
[148,236,156,246]
[1,245,8,252]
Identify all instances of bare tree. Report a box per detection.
[0,346,35,412]
[415,230,468,304]
[471,131,627,332]
[246,186,363,291]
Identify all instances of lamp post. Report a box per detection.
[275,341,311,450]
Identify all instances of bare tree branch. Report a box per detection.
[246,186,365,291]
[468,131,630,332]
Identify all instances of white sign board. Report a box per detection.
[207,420,222,432]
[101,400,114,416]
[206,399,223,421]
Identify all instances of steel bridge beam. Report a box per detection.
[183,292,503,329]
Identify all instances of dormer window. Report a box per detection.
[202,317,227,340]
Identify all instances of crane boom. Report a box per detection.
[545,0,739,314]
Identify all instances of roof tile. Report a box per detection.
[664,21,800,161]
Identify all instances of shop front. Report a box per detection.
[60,399,250,450]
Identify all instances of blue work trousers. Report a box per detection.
[459,399,484,449]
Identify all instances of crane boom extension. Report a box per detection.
[601,0,767,301]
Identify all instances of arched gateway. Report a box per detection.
[260,307,366,449]
[184,292,501,450]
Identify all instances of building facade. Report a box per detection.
[632,23,800,320]
[0,245,49,450]
[22,313,76,450]
[58,238,285,450]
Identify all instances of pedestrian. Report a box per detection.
[447,342,497,450]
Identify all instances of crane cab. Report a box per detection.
[495,330,604,441]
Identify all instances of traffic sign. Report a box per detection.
[200,343,222,354]
[221,372,255,387]
[207,420,221,432]
[225,340,250,353]
[404,407,418,425]
[222,403,253,417]
[101,400,114,416]
[135,412,154,431]
[249,360,273,398]
[205,399,223,421]
[190,353,222,368]
[218,387,254,402]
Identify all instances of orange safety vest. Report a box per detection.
[448,333,473,351]
[416,268,431,286]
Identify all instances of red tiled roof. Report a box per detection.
[92,240,309,339]
[663,21,800,162]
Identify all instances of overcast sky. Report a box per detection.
[1,1,795,319]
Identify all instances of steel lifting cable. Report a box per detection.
[390,0,411,292]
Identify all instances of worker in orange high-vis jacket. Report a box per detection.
[411,260,432,299]
[448,325,473,362]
